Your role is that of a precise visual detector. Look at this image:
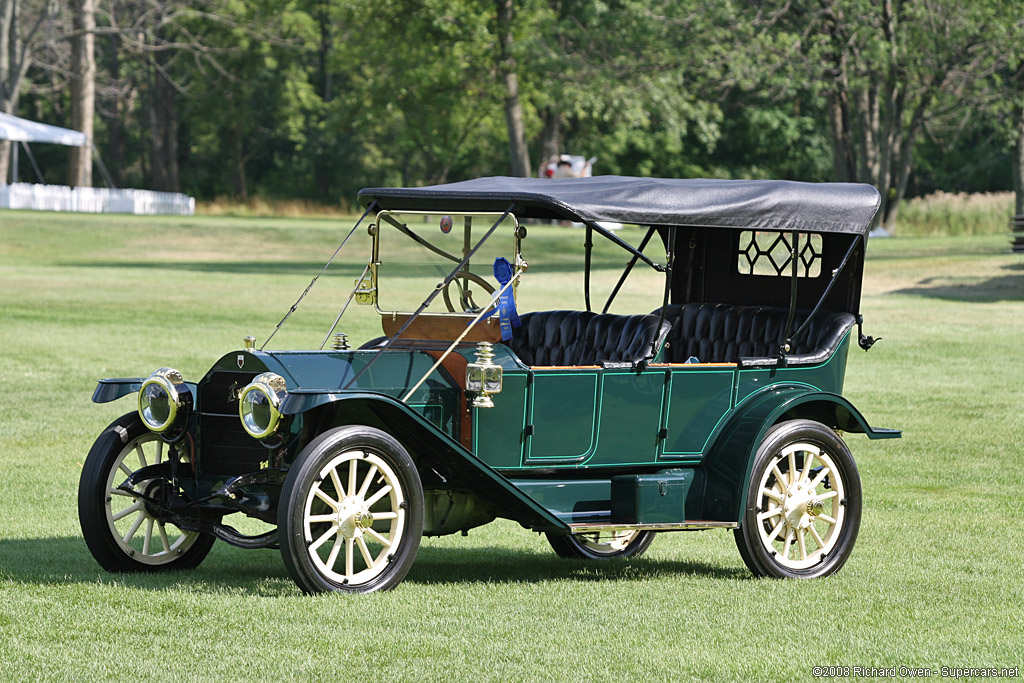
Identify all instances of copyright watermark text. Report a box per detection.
[811,666,1020,679]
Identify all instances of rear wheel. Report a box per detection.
[734,419,861,578]
[78,413,215,572]
[546,529,655,560]
[278,426,424,593]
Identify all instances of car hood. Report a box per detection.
[208,342,522,401]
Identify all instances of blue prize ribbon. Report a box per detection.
[483,257,521,340]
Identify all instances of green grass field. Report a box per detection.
[1,211,1022,681]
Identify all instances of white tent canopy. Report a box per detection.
[0,111,194,216]
[0,111,87,146]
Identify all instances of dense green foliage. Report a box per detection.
[1,213,1023,679]
[7,1,1024,215]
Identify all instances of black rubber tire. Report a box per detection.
[78,412,215,572]
[734,419,862,579]
[546,530,655,560]
[278,425,424,594]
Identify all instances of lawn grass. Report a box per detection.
[1,210,1022,681]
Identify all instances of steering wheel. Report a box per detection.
[442,271,496,313]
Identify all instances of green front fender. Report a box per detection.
[700,387,901,523]
[284,390,568,533]
[92,378,199,404]
[92,378,144,403]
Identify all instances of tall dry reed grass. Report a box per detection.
[196,197,351,218]
[894,191,1014,236]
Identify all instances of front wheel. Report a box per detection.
[546,529,655,560]
[78,413,215,572]
[734,419,861,579]
[278,426,424,594]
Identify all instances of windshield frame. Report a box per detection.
[370,209,524,319]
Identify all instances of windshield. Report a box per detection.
[372,211,522,316]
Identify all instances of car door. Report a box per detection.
[523,368,600,465]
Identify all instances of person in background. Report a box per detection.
[540,154,596,179]
[553,159,575,178]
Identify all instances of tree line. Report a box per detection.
[2,0,1023,221]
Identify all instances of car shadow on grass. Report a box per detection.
[892,265,1024,302]
[0,537,296,596]
[0,537,747,594]
[60,261,373,277]
[60,260,635,277]
[404,545,749,585]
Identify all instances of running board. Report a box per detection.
[569,521,737,534]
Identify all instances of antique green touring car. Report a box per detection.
[80,176,900,593]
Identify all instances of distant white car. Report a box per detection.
[540,154,596,179]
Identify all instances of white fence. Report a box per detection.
[0,182,194,215]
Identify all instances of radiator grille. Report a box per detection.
[198,414,268,475]
[199,370,257,415]
[197,370,265,476]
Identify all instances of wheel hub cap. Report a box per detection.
[355,511,374,529]
[782,482,816,530]
[336,498,373,539]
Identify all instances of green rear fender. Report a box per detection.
[700,387,901,523]
[287,391,567,533]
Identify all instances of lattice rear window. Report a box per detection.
[737,231,822,277]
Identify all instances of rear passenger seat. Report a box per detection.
[509,311,672,367]
[507,306,854,368]
[654,304,856,366]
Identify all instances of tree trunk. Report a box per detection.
[882,96,930,229]
[316,2,333,102]
[231,119,247,199]
[145,45,180,192]
[497,0,530,177]
[538,106,561,174]
[158,66,180,192]
[1,0,19,183]
[68,0,96,188]
[856,81,880,184]
[1014,105,1024,216]
[877,85,902,202]
[877,0,900,201]
[826,90,855,182]
[823,12,856,184]
[144,74,166,190]
[100,29,125,187]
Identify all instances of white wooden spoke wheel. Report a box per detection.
[579,530,643,555]
[79,414,215,573]
[303,449,407,585]
[754,442,845,570]
[103,433,203,564]
[279,425,423,594]
[735,419,861,579]
[546,528,655,560]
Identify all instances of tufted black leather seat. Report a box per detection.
[655,304,856,366]
[509,311,671,367]
[508,311,594,366]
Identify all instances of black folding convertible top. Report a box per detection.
[358,176,881,235]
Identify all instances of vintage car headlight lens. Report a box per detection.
[239,372,287,439]
[138,367,188,434]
